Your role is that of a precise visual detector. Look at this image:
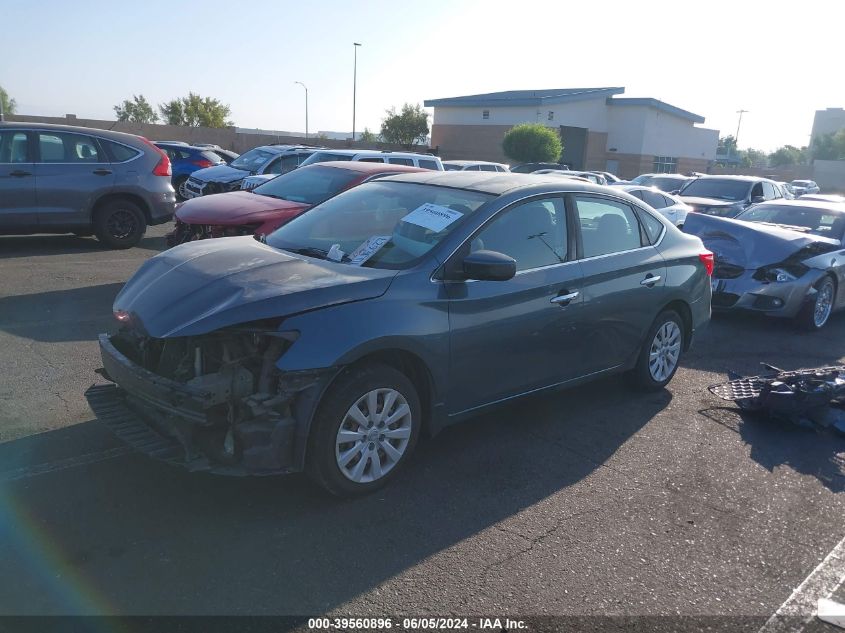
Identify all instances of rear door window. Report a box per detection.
[388,157,414,166]
[574,196,644,258]
[37,132,101,162]
[762,182,778,200]
[418,159,439,170]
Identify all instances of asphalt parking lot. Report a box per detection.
[1,226,844,629]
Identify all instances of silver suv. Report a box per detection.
[0,122,176,249]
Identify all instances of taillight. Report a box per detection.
[191,159,213,168]
[139,137,172,177]
[699,251,714,276]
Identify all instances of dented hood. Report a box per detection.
[683,213,840,269]
[175,190,309,226]
[114,237,396,338]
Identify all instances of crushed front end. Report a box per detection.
[165,219,261,246]
[89,327,332,475]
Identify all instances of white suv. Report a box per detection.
[298,149,443,170]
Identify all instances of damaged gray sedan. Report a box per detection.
[684,200,845,330]
[89,172,712,495]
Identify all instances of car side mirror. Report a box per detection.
[751,195,765,204]
[670,189,681,195]
[462,250,516,281]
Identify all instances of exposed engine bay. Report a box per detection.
[92,327,332,475]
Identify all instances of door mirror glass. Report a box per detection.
[462,250,516,281]
[751,196,765,204]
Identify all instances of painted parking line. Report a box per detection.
[758,533,845,632]
[0,446,133,483]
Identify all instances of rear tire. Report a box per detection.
[796,276,835,331]
[306,363,421,497]
[93,199,146,249]
[630,310,684,391]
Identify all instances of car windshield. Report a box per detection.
[680,179,750,201]
[252,165,361,205]
[736,205,844,239]
[629,174,654,185]
[265,181,493,269]
[650,176,688,192]
[299,151,355,167]
[791,180,812,186]
[230,148,275,171]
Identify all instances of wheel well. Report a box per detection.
[346,350,435,433]
[93,193,152,224]
[661,300,693,351]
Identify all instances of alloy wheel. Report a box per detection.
[648,321,682,382]
[814,280,834,328]
[335,388,412,483]
[106,209,137,240]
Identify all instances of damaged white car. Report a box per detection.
[684,200,845,330]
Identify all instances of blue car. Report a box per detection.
[154,142,224,200]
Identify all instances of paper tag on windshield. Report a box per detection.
[400,203,463,233]
[349,235,391,266]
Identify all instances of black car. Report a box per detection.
[0,122,176,248]
[678,175,785,217]
[510,162,571,173]
[90,172,712,495]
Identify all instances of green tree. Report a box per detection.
[158,93,233,128]
[0,84,17,115]
[380,103,429,146]
[739,148,767,168]
[811,130,845,161]
[359,128,379,143]
[768,144,807,167]
[113,94,158,123]
[502,123,563,163]
[717,135,737,155]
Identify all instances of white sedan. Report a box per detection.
[620,185,692,227]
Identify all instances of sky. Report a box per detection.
[2,0,842,153]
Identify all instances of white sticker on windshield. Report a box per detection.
[349,235,392,266]
[400,203,464,233]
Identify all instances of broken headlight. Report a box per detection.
[754,264,809,283]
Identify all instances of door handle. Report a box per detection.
[550,291,579,304]
[9,170,31,177]
[92,168,113,176]
[640,275,661,286]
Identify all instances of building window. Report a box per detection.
[482,110,489,120]
[548,111,554,121]
[652,156,678,173]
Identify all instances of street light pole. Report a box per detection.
[352,42,362,142]
[735,109,749,149]
[294,81,308,140]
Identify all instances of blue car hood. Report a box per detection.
[191,164,251,183]
[114,237,397,338]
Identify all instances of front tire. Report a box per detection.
[93,199,146,249]
[631,310,684,391]
[796,276,835,331]
[306,363,421,496]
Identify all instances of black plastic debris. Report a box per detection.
[709,364,845,434]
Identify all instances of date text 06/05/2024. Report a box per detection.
[307,617,528,630]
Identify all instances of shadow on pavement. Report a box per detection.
[700,405,845,493]
[0,377,670,615]
[0,282,124,342]
[0,233,167,259]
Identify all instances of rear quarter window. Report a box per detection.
[419,159,440,170]
[101,140,141,163]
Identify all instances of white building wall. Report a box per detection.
[606,106,647,154]
[811,108,845,138]
[606,105,717,159]
[431,98,610,131]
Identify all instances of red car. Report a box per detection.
[166,161,424,246]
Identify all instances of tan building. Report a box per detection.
[424,87,719,179]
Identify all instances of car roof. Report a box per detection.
[309,161,425,174]
[374,170,613,196]
[0,121,147,145]
[443,160,504,166]
[692,174,773,182]
[253,145,319,154]
[310,148,439,159]
[751,199,845,213]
